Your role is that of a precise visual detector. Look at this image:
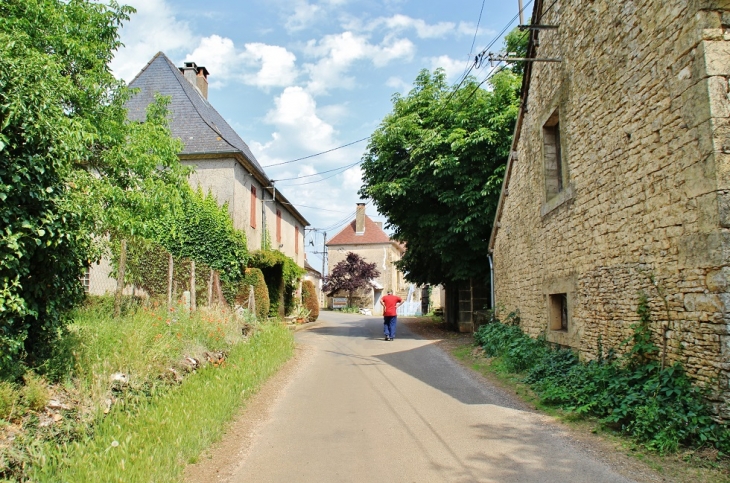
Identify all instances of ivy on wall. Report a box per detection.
[248,250,303,317]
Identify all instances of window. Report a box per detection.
[549,293,569,331]
[543,110,563,200]
[295,226,299,254]
[250,186,257,228]
[276,209,282,245]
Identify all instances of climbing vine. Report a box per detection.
[248,250,303,316]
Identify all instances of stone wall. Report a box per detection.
[492,0,730,417]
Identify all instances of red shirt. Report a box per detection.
[381,294,402,316]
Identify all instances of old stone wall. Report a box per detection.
[492,0,730,417]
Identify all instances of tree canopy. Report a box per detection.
[359,66,522,285]
[323,252,380,306]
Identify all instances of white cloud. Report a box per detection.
[345,14,467,39]
[303,31,414,94]
[265,87,337,153]
[285,1,322,32]
[184,37,298,89]
[111,0,196,81]
[386,76,411,95]
[429,55,467,83]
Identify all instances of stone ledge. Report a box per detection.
[540,183,576,217]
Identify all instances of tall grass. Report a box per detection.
[0,298,294,482]
[33,322,293,482]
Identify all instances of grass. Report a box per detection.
[0,297,294,482]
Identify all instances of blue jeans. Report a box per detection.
[383,316,397,339]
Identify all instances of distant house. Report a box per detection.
[303,258,323,307]
[326,203,410,314]
[88,52,308,294]
[489,0,730,417]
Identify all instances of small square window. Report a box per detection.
[549,293,568,331]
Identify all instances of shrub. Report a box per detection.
[475,298,730,454]
[302,280,319,322]
[235,268,269,320]
[21,372,49,412]
[0,381,18,420]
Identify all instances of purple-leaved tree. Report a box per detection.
[323,252,380,307]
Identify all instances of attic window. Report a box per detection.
[543,110,564,200]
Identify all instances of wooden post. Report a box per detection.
[190,260,196,311]
[208,270,214,307]
[114,239,127,317]
[167,253,174,308]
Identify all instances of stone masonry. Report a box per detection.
[490,0,730,418]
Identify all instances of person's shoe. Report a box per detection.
[384,336,390,341]
[388,337,394,341]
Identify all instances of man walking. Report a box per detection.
[380,290,403,341]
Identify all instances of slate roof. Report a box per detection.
[327,215,400,248]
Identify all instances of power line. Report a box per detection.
[275,160,362,186]
[461,0,487,79]
[261,137,370,168]
[281,202,351,214]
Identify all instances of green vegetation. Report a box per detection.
[323,252,379,307]
[233,268,270,320]
[474,298,730,455]
[358,30,526,285]
[302,280,319,322]
[0,299,294,481]
[249,250,304,317]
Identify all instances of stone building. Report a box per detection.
[326,204,407,314]
[489,0,730,417]
[88,52,308,294]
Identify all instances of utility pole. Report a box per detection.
[518,0,524,25]
[321,232,327,277]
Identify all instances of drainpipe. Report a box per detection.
[487,254,495,311]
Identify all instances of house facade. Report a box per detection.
[326,204,407,314]
[490,0,730,417]
[88,53,308,295]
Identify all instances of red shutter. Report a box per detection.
[276,209,282,244]
[250,186,257,228]
[295,226,299,254]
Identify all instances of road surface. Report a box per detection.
[230,311,634,483]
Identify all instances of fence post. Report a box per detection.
[114,239,127,317]
[208,270,214,307]
[190,259,196,311]
[167,253,173,308]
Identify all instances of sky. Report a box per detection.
[110,0,530,270]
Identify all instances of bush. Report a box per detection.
[21,372,49,412]
[0,381,18,420]
[302,280,319,322]
[475,298,730,454]
[234,268,269,320]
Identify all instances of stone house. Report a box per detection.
[489,0,730,417]
[88,52,308,294]
[326,203,407,314]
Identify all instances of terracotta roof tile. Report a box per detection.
[327,215,394,246]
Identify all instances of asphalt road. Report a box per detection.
[230,311,634,483]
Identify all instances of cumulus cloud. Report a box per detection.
[265,87,337,153]
[430,55,468,83]
[345,14,469,39]
[111,0,196,81]
[303,31,414,94]
[386,76,411,95]
[285,1,322,32]
[184,36,298,89]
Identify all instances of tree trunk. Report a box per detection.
[167,253,174,308]
[190,259,196,311]
[208,270,214,307]
[114,239,127,317]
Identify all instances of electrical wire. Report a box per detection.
[461,0,487,79]
[281,202,351,214]
[272,160,361,182]
[261,137,370,168]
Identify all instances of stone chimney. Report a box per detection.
[355,203,366,235]
[179,61,209,99]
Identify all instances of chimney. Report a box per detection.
[179,61,209,99]
[355,203,366,235]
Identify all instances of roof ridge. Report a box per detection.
[158,53,239,153]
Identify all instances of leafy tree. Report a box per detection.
[0,0,135,374]
[323,253,380,307]
[359,65,521,285]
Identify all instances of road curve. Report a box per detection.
[229,311,634,483]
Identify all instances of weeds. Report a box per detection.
[0,382,17,420]
[475,296,730,455]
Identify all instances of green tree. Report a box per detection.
[0,0,135,374]
[359,66,521,285]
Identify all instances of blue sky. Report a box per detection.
[111,0,530,269]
